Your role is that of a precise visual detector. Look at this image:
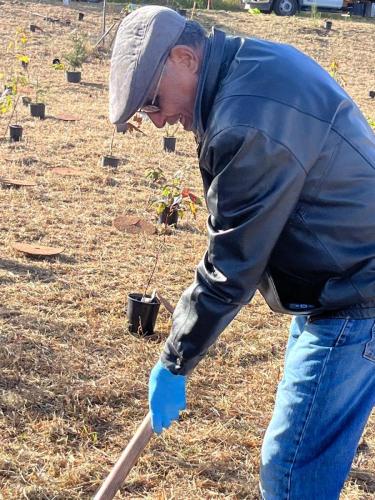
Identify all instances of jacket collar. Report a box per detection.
[193,28,226,141]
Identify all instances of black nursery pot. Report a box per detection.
[101,155,120,169]
[324,20,332,30]
[9,124,23,142]
[30,24,37,32]
[127,293,161,336]
[158,207,179,226]
[21,61,28,70]
[78,12,84,21]
[30,102,45,119]
[22,96,31,106]
[66,71,81,83]
[369,91,375,99]
[177,8,187,16]
[163,136,176,153]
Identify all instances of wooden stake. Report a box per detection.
[93,414,153,500]
[94,22,117,50]
[102,0,107,36]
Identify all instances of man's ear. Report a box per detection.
[169,45,201,74]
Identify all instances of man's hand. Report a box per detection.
[148,360,186,434]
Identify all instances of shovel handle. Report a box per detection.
[93,413,153,500]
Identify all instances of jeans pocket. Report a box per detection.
[363,323,375,363]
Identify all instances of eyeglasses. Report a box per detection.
[139,64,165,114]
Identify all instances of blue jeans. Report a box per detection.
[260,316,375,499]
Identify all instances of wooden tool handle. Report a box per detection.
[93,413,153,500]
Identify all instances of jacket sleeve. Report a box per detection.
[161,126,307,375]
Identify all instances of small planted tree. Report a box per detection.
[1,81,25,143]
[149,170,203,226]
[1,80,22,142]
[101,125,120,168]
[126,222,167,337]
[1,28,30,140]
[30,78,46,119]
[64,33,89,83]
[163,123,180,152]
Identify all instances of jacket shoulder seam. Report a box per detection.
[330,128,375,169]
[207,124,309,175]
[215,94,334,127]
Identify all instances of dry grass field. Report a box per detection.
[0,1,374,498]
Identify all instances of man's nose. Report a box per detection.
[147,112,166,129]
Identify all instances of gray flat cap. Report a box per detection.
[109,6,186,124]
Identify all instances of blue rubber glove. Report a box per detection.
[148,360,187,434]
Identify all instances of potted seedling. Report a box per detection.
[8,100,23,142]
[29,78,46,119]
[324,20,332,30]
[1,78,23,142]
[126,195,185,335]
[151,170,202,226]
[126,229,167,336]
[64,33,88,83]
[8,97,23,142]
[2,29,31,140]
[101,126,120,168]
[127,289,161,336]
[163,123,179,153]
[369,91,375,99]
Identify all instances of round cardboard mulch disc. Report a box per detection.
[49,167,84,176]
[54,113,81,121]
[0,177,36,187]
[113,216,156,235]
[12,243,65,257]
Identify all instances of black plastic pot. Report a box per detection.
[158,207,179,226]
[66,71,81,83]
[21,61,28,70]
[22,96,31,106]
[78,12,84,21]
[101,155,120,169]
[30,24,37,32]
[9,124,23,142]
[52,58,60,65]
[127,293,160,336]
[324,20,332,30]
[369,91,375,99]
[30,102,46,119]
[163,136,176,153]
[177,8,187,16]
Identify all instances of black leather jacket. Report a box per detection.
[161,29,375,375]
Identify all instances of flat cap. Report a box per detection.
[109,6,186,124]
